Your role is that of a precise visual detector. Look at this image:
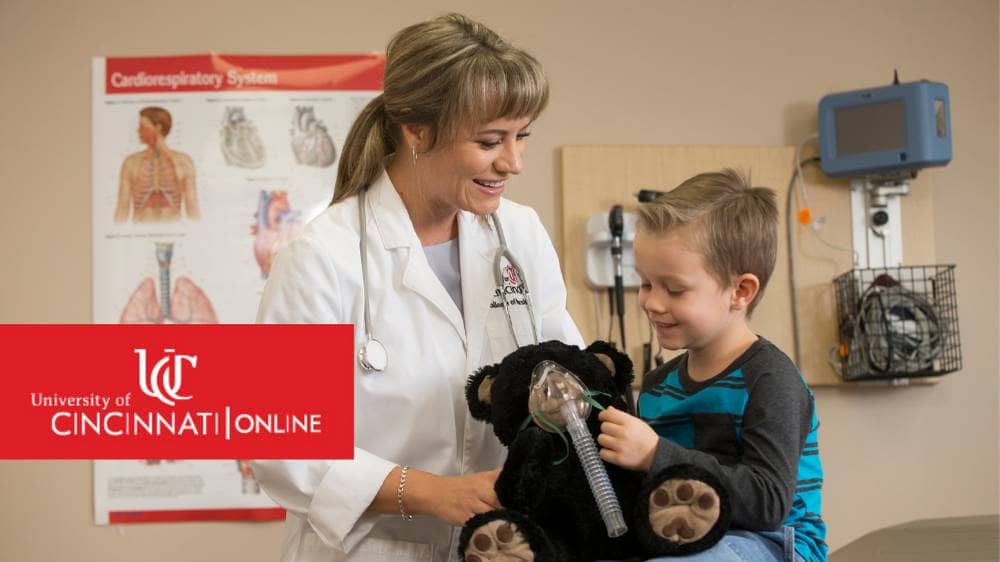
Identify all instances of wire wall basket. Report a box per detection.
[834,265,962,381]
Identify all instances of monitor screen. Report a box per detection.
[835,100,906,156]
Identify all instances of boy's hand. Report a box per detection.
[597,406,658,472]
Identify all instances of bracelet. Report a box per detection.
[396,465,415,522]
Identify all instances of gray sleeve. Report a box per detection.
[648,368,813,530]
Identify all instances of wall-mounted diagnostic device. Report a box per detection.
[818,79,951,178]
[816,76,953,269]
[814,75,961,382]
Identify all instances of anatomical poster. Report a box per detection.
[91,54,384,523]
[93,460,285,524]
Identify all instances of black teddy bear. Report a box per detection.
[458,340,731,562]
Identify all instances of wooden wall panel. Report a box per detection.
[559,145,936,386]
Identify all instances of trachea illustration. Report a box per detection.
[120,242,218,324]
[156,242,173,320]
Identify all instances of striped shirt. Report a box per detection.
[640,337,827,561]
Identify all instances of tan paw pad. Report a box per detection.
[464,520,534,562]
[648,479,721,544]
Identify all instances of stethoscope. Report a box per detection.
[357,188,539,373]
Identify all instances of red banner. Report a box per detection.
[0,325,354,459]
[105,54,385,94]
[107,507,286,524]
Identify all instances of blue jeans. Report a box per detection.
[599,527,804,562]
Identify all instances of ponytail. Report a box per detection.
[331,95,395,205]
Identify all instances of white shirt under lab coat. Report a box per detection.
[254,171,583,562]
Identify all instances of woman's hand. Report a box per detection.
[597,406,658,472]
[408,468,503,526]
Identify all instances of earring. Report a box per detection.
[411,145,418,165]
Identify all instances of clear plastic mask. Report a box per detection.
[528,360,591,432]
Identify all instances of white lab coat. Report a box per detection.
[254,171,583,562]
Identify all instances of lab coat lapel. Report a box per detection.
[458,212,498,369]
[370,174,467,345]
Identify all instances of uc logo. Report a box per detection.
[134,348,197,407]
[504,263,519,287]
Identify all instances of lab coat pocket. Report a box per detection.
[300,532,433,562]
[351,536,434,561]
[484,306,516,362]
[484,299,536,359]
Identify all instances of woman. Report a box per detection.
[254,14,583,562]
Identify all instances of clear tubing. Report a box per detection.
[560,401,628,537]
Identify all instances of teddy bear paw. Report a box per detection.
[647,478,720,544]
[463,519,535,562]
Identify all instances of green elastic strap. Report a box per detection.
[517,392,611,466]
[581,390,612,412]
[518,409,571,465]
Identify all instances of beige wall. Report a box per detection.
[0,1,996,560]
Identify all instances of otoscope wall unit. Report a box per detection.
[584,210,639,289]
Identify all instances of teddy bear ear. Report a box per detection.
[465,364,499,421]
[584,340,635,395]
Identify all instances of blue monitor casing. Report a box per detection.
[818,80,951,177]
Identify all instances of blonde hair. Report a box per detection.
[331,13,549,204]
[637,169,778,315]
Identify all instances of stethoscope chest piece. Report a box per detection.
[354,189,535,374]
[358,338,388,373]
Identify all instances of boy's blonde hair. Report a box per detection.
[637,168,777,315]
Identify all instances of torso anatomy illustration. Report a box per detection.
[120,242,219,324]
[290,106,337,167]
[251,190,302,278]
[119,150,195,222]
[220,107,266,169]
[114,107,200,224]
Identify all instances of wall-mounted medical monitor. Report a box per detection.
[819,80,951,177]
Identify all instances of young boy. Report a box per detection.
[597,169,827,562]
